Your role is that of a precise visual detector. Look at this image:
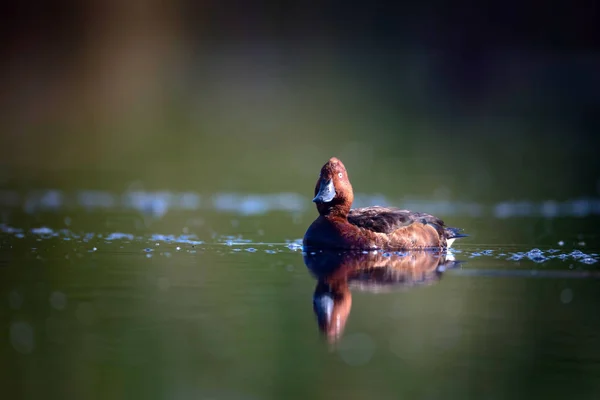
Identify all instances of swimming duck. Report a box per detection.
[303,157,467,250]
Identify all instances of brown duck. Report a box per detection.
[303,157,467,250]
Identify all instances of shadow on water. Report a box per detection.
[304,250,461,343]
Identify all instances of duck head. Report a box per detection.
[313,157,354,217]
[313,280,352,344]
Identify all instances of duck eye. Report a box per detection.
[338,172,343,178]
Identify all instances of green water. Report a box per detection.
[2,9,599,398]
[1,205,599,400]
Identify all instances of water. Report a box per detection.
[1,192,600,399]
[3,10,599,397]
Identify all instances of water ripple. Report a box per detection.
[1,189,600,218]
[1,223,598,266]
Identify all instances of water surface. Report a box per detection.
[1,193,599,399]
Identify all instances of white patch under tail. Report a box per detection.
[445,251,456,262]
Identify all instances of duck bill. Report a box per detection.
[313,179,336,203]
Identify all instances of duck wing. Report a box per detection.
[348,206,462,239]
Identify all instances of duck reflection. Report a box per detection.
[304,250,461,343]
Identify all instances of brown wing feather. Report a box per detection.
[347,206,447,236]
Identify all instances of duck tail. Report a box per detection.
[445,226,468,239]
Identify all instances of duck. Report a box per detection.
[303,157,467,250]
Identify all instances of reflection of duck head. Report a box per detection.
[312,275,352,343]
[304,250,461,343]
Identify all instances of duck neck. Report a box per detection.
[319,203,350,219]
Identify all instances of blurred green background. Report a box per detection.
[1,1,598,203]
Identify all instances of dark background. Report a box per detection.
[0,1,598,201]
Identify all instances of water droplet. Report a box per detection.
[245,248,257,253]
[176,246,181,251]
[560,288,573,304]
[558,241,564,246]
[338,333,376,366]
[526,249,548,263]
[31,226,54,235]
[570,250,586,259]
[286,242,302,251]
[507,253,524,261]
[49,292,67,310]
[10,321,34,354]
